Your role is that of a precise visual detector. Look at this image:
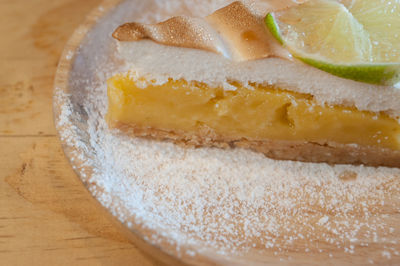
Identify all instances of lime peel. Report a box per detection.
[264,13,283,45]
[298,58,400,86]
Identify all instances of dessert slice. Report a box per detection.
[107,0,400,167]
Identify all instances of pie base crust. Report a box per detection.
[112,122,400,168]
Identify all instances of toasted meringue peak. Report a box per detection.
[113,17,226,56]
[112,1,296,61]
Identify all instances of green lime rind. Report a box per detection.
[265,13,284,45]
[264,13,400,87]
[299,57,400,86]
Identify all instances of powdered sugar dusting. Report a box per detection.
[54,0,400,264]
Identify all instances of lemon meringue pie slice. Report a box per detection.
[107,1,400,167]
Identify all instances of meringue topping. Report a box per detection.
[112,1,294,61]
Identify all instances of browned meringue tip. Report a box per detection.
[112,22,146,41]
[112,16,223,54]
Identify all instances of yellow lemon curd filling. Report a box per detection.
[107,74,400,151]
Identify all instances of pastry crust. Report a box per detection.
[112,121,400,168]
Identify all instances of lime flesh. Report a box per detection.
[265,0,400,86]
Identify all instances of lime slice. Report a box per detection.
[265,0,400,87]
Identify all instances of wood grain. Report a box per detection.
[0,0,157,265]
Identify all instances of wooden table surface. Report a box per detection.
[0,0,158,265]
